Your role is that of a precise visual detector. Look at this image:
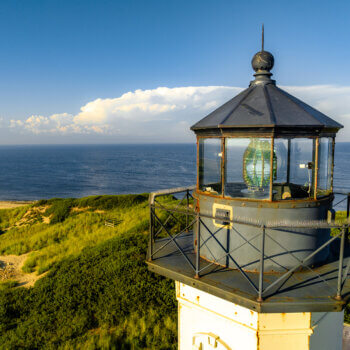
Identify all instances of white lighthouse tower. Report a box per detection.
[147,36,349,350]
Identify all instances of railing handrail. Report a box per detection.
[334,190,350,195]
[149,185,195,205]
[148,186,350,302]
[150,187,349,229]
[150,202,349,230]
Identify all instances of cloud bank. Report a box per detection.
[7,85,350,142]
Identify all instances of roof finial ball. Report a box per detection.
[250,24,275,86]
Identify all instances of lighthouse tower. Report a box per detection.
[147,38,349,350]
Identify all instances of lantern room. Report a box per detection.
[193,49,341,202]
[191,49,343,272]
[197,135,335,201]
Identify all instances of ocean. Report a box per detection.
[0,143,348,209]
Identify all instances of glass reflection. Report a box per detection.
[225,138,273,199]
[317,137,333,197]
[197,136,334,201]
[273,138,315,200]
[198,138,222,195]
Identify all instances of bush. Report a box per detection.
[44,198,76,224]
[0,233,177,349]
[75,194,149,210]
[36,194,149,212]
[0,193,180,348]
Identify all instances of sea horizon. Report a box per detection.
[0,142,348,209]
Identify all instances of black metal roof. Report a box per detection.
[191,51,343,136]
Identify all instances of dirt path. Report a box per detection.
[0,253,43,287]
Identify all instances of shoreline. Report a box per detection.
[0,201,35,209]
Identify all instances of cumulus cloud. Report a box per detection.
[73,86,239,128]
[6,85,350,142]
[7,86,240,142]
[282,85,350,140]
[10,113,110,135]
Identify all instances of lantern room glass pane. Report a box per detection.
[290,138,314,195]
[273,138,315,200]
[198,138,222,195]
[225,138,273,199]
[317,137,333,197]
[274,139,288,184]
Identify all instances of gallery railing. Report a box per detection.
[148,186,350,302]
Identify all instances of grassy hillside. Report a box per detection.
[0,195,348,348]
[0,194,178,349]
[0,195,152,274]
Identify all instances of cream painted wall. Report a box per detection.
[176,282,343,350]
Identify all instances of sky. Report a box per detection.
[0,0,349,144]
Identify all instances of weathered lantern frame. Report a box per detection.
[196,134,336,203]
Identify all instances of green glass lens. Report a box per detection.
[243,139,277,191]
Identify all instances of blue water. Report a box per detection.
[333,142,350,210]
[0,144,197,200]
[0,143,348,207]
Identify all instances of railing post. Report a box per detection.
[186,190,189,232]
[347,192,350,242]
[335,226,346,300]
[257,225,266,302]
[346,193,350,251]
[195,214,200,279]
[149,204,154,261]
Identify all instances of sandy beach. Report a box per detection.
[0,201,35,209]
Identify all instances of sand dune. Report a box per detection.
[0,201,34,209]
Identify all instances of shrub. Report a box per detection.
[43,198,75,224]
[0,193,181,348]
[75,194,149,210]
[0,233,177,349]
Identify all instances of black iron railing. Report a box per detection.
[148,186,350,302]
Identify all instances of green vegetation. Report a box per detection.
[0,195,348,347]
[0,194,152,274]
[0,280,17,291]
[332,210,349,236]
[0,194,178,349]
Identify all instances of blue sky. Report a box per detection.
[0,0,349,144]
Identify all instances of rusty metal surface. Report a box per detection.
[147,233,349,313]
[314,137,319,200]
[195,128,340,138]
[269,137,274,201]
[194,190,333,209]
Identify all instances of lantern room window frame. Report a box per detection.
[196,135,335,202]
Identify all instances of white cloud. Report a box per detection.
[281,85,350,141]
[10,113,110,135]
[73,86,238,126]
[6,85,350,142]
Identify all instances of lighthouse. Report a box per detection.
[147,37,349,350]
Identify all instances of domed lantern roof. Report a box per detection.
[191,50,343,137]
